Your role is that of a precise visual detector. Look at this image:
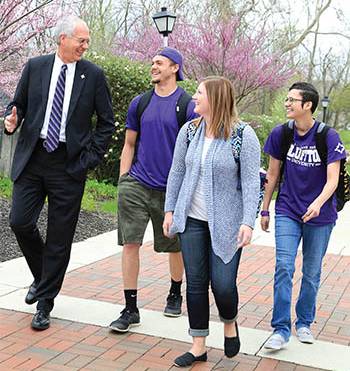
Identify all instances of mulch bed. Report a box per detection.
[0,197,117,262]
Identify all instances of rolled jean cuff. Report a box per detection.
[219,313,238,324]
[189,328,209,337]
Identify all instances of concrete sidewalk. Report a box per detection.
[0,203,349,370]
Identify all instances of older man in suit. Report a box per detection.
[3,15,115,330]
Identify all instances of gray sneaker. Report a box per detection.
[163,293,182,317]
[296,327,314,344]
[109,308,140,332]
[264,333,288,350]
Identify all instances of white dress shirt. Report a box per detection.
[40,54,76,142]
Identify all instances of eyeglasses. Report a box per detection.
[70,36,90,46]
[285,97,303,104]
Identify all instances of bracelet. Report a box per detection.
[260,210,270,217]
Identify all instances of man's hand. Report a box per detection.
[163,211,174,238]
[237,224,253,248]
[302,201,321,223]
[260,215,270,232]
[4,106,18,133]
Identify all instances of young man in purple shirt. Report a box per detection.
[261,82,346,349]
[109,48,197,332]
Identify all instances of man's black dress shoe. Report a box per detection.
[174,351,207,367]
[224,321,240,358]
[25,283,37,305]
[31,310,50,330]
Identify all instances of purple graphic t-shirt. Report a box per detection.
[126,87,197,191]
[264,122,346,225]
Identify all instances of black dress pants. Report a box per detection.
[10,140,85,312]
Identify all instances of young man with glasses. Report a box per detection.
[260,82,346,349]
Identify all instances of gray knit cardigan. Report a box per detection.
[164,120,261,263]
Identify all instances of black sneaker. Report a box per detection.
[109,308,140,332]
[163,293,182,317]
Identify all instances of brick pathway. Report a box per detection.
[0,309,324,370]
[61,243,350,346]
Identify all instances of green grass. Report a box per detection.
[99,199,117,214]
[339,130,350,150]
[0,175,117,214]
[83,179,118,214]
[0,175,12,198]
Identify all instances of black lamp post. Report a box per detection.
[321,96,330,123]
[152,7,177,47]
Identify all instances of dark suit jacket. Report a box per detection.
[4,54,115,181]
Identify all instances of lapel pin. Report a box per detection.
[81,74,85,79]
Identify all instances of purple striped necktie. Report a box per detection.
[44,64,68,152]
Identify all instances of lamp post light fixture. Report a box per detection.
[152,7,177,47]
[321,96,330,122]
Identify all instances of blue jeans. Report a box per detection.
[179,217,242,337]
[272,215,334,340]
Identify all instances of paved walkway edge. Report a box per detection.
[0,286,349,370]
[0,227,349,370]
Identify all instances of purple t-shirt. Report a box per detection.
[126,87,197,191]
[264,122,346,225]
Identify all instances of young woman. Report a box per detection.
[163,76,261,367]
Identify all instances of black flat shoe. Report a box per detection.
[174,351,207,367]
[31,310,50,331]
[25,282,38,305]
[225,321,240,358]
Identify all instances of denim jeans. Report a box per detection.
[272,215,334,340]
[179,217,242,337]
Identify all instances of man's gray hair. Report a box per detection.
[55,15,87,44]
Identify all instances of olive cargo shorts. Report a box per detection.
[117,174,180,253]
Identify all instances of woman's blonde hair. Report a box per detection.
[195,76,239,140]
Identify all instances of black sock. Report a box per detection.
[124,289,138,312]
[170,279,182,296]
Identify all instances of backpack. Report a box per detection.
[186,120,266,218]
[280,120,350,211]
[136,88,192,129]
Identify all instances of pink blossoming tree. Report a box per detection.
[0,0,58,97]
[114,18,293,103]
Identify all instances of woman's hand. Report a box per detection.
[163,211,174,238]
[237,224,253,248]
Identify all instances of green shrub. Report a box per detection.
[241,113,277,169]
[339,130,350,150]
[87,52,197,184]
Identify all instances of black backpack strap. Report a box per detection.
[280,120,294,159]
[315,122,330,165]
[277,121,294,200]
[136,88,191,129]
[176,90,192,128]
[136,89,154,129]
[132,89,154,163]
